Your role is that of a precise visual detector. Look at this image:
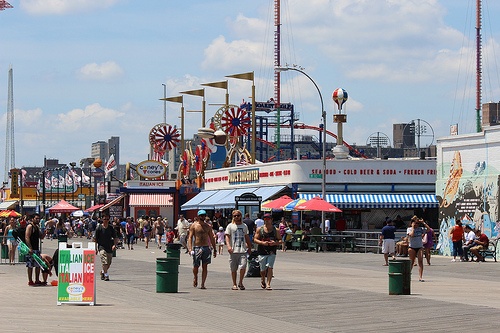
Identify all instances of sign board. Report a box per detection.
[136,160,167,179]
[235,192,262,207]
[57,242,96,306]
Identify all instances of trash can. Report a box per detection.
[388,260,411,295]
[166,243,182,260]
[156,257,179,293]
[58,235,68,243]
[1,243,9,259]
[113,248,116,257]
[18,249,26,263]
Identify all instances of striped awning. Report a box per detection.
[129,193,173,207]
[0,200,18,210]
[100,194,127,212]
[298,193,439,209]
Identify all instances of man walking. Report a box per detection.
[254,213,281,290]
[225,209,252,290]
[176,214,190,253]
[93,215,118,281]
[25,214,45,286]
[242,213,256,244]
[187,210,217,289]
[379,219,396,266]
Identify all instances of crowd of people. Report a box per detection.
[3,209,493,291]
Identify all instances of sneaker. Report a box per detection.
[101,272,105,280]
[28,281,35,286]
[104,276,109,281]
[451,259,456,262]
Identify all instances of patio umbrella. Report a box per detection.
[71,210,89,217]
[283,198,307,211]
[261,195,293,211]
[48,200,80,214]
[0,210,21,218]
[260,200,273,212]
[295,196,342,213]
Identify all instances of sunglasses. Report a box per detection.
[233,214,241,217]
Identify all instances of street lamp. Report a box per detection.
[275,66,327,232]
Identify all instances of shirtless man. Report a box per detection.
[187,210,217,289]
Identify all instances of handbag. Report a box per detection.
[422,233,428,245]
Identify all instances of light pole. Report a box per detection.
[275,66,327,232]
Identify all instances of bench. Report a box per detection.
[478,239,498,262]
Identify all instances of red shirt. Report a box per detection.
[451,225,464,242]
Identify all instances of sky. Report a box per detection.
[1,0,500,179]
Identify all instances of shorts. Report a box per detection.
[381,239,395,254]
[258,254,276,271]
[99,249,113,266]
[193,246,211,267]
[7,239,17,247]
[470,245,487,251]
[229,252,247,272]
[25,250,41,268]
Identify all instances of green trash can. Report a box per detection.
[156,257,179,293]
[388,260,411,295]
[113,248,116,257]
[18,249,26,263]
[58,235,68,243]
[166,243,182,260]
[2,244,9,259]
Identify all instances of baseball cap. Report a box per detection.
[219,226,223,231]
[263,213,272,219]
[197,209,207,216]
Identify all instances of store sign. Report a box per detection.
[57,243,96,306]
[228,168,259,185]
[10,168,19,197]
[137,160,167,179]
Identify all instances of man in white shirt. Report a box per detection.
[254,213,264,228]
[462,225,476,261]
[175,214,190,252]
[225,209,252,290]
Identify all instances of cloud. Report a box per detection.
[53,103,125,132]
[76,61,124,81]
[20,0,120,15]
[202,36,265,71]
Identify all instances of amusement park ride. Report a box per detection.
[145,0,362,191]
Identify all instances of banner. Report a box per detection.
[105,154,117,178]
[57,242,96,306]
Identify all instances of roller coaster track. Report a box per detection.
[257,123,367,159]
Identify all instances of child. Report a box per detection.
[216,226,225,255]
[166,226,175,244]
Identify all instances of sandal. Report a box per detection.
[265,286,273,290]
[261,281,266,289]
[238,284,245,290]
[193,279,197,288]
[231,286,239,290]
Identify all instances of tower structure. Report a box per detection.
[273,0,281,153]
[475,0,482,132]
[4,66,14,183]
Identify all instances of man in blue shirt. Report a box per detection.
[379,219,396,266]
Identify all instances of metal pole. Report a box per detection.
[275,67,326,232]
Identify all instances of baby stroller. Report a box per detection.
[246,250,260,277]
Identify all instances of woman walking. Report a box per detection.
[407,216,430,282]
